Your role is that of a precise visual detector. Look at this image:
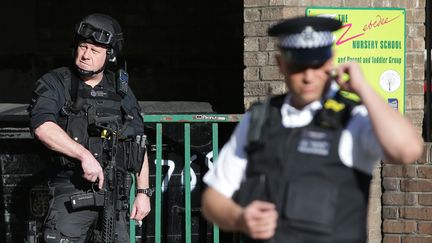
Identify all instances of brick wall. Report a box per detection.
[244,0,428,242]
[382,143,432,243]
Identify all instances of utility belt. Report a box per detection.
[49,170,130,193]
[49,171,132,209]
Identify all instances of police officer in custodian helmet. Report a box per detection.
[201,16,423,243]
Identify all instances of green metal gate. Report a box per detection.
[131,114,242,243]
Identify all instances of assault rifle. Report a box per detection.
[69,116,131,243]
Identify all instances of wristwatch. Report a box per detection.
[137,188,153,197]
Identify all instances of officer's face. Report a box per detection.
[276,54,333,109]
[75,41,107,73]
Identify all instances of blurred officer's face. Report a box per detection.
[276,54,333,109]
[75,41,107,73]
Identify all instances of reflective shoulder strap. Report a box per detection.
[246,100,269,150]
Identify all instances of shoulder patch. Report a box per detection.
[34,81,49,96]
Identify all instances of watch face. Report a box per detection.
[144,189,153,197]
[137,188,153,197]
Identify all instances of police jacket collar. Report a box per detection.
[281,82,338,128]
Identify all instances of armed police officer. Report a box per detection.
[202,16,423,243]
[28,14,151,243]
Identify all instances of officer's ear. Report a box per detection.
[107,48,116,63]
[322,55,335,73]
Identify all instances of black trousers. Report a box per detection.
[43,177,131,243]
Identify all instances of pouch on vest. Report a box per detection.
[66,109,89,147]
[52,107,90,167]
[283,178,338,234]
[233,174,269,207]
[120,135,146,173]
[88,137,103,161]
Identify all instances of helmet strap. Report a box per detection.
[75,65,105,78]
[74,56,107,78]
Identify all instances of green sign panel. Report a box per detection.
[307,7,406,113]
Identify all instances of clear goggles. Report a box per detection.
[76,22,113,45]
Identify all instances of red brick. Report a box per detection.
[419,194,432,206]
[405,80,423,95]
[416,0,426,8]
[383,192,416,205]
[383,235,400,243]
[405,110,424,125]
[417,166,432,179]
[412,9,425,24]
[413,38,426,54]
[383,220,417,233]
[383,178,401,191]
[402,236,432,243]
[383,165,416,178]
[406,68,413,81]
[418,222,432,234]
[401,179,432,192]
[406,53,415,66]
[383,207,399,219]
[400,207,432,220]
[413,66,425,80]
[406,95,424,110]
[405,9,414,24]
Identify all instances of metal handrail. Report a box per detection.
[131,114,242,243]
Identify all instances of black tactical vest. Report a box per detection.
[236,93,372,243]
[49,67,144,173]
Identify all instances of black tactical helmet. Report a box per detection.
[75,13,124,63]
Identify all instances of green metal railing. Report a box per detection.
[130,114,242,243]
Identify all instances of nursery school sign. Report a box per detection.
[307,8,406,113]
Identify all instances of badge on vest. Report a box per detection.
[297,129,332,156]
[90,89,108,97]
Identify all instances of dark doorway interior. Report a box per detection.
[0,0,244,114]
[424,0,431,141]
